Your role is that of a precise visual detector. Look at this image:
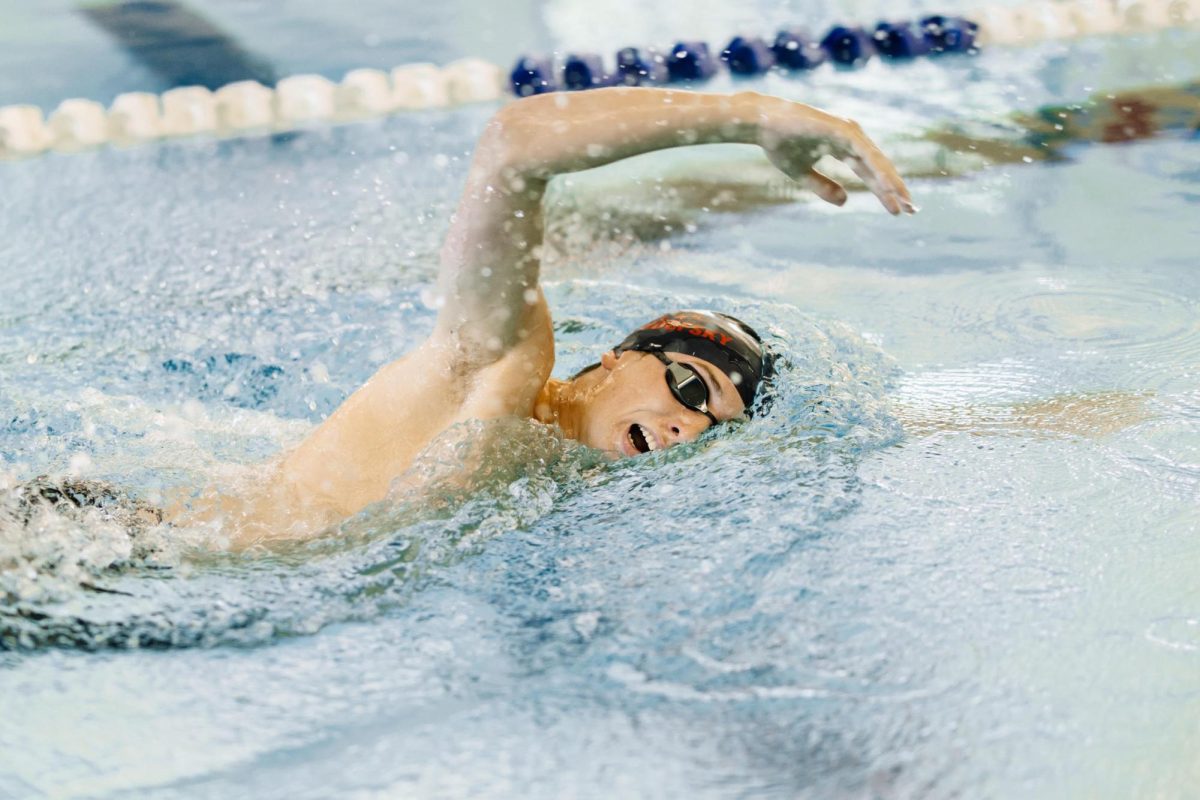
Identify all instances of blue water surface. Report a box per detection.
[1,4,1199,799]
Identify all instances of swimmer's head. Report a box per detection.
[560,310,775,457]
[613,310,774,411]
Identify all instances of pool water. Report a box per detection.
[1,3,1199,798]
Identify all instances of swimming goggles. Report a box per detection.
[651,351,718,426]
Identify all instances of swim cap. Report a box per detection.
[613,310,774,412]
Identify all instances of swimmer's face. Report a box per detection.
[577,350,746,457]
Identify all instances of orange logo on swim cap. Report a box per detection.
[640,314,733,346]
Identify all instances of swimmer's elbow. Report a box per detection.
[476,104,541,171]
[475,99,576,183]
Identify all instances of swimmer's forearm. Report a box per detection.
[480,88,779,179]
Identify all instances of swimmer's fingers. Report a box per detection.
[759,102,914,214]
[842,152,913,216]
[805,169,847,207]
[834,124,915,216]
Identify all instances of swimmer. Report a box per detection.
[170,87,915,543]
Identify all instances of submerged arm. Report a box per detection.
[899,391,1153,438]
[435,87,914,359]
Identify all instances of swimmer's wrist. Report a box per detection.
[740,92,844,145]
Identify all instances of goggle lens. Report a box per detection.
[653,352,717,425]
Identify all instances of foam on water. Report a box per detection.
[1,18,1199,798]
[0,283,899,650]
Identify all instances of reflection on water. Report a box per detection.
[1,44,1199,800]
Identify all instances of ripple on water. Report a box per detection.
[1114,393,1200,502]
[991,282,1200,387]
[991,562,1076,599]
[606,607,981,708]
[1145,617,1200,654]
[895,359,1042,406]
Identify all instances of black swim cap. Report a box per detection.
[613,310,774,412]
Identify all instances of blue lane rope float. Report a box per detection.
[511,15,981,96]
[616,47,670,86]
[820,25,876,66]
[772,29,828,70]
[668,41,719,82]
[922,15,980,52]
[721,36,777,75]
[563,53,607,90]
[873,21,934,58]
[511,56,557,96]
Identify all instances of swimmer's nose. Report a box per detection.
[666,414,707,444]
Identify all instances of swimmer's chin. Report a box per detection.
[578,436,639,461]
[588,443,629,462]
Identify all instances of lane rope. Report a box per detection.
[1,0,1197,160]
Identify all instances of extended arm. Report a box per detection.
[206,89,911,542]
[435,87,914,361]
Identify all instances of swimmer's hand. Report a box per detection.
[754,97,915,215]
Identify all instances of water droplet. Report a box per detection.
[68,453,92,474]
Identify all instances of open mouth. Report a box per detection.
[627,423,656,454]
